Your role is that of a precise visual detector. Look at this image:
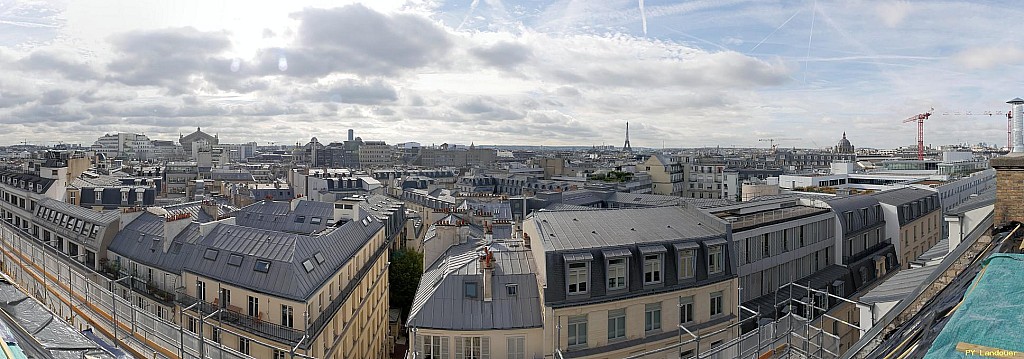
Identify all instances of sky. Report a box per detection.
[0,0,1022,149]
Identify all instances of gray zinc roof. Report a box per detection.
[871,187,936,206]
[946,189,995,215]
[184,216,384,301]
[860,264,940,304]
[234,200,333,234]
[36,198,119,225]
[530,206,726,252]
[407,241,543,330]
[107,213,201,273]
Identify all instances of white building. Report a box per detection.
[92,133,154,160]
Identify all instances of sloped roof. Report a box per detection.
[107,213,201,273]
[407,241,543,330]
[860,264,940,304]
[234,200,333,234]
[184,216,384,301]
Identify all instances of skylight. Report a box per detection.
[227,254,243,267]
[203,249,219,261]
[302,259,315,273]
[313,252,325,264]
[254,260,271,273]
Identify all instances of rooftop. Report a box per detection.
[859,264,940,304]
[407,241,543,331]
[529,206,725,252]
[871,187,936,206]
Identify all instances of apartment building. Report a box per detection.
[872,188,942,269]
[407,239,544,359]
[688,160,726,199]
[358,141,395,169]
[709,198,837,302]
[93,132,154,160]
[641,154,685,197]
[525,206,739,359]
[108,200,392,358]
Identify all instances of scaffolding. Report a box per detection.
[619,281,861,359]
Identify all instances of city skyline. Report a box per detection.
[1,0,1022,148]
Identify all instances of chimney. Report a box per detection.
[992,155,1024,226]
[201,200,219,219]
[481,249,494,302]
[523,232,531,248]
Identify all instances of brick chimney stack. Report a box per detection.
[991,155,1024,226]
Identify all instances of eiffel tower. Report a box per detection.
[622,122,632,152]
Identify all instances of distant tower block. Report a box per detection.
[348,129,355,142]
[623,122,632,152]
[1009,98,1024,153]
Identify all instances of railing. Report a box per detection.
[176,292,305,345]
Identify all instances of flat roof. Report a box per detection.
[529,207,725,252]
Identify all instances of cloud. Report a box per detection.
[952,46,1024,70]
[876,1,912,28]
[255,5,453,77]
[470,41,533,69]
[106,27,232,91]
[16,50,99,81]
[306,79,399,105]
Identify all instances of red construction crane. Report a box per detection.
[940,110,1011,150]
[902,109,933,160]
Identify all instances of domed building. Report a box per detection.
[179,127,218,157]
[834,132,855,153]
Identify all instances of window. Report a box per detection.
[254,259,271,273]
[456,336,488,359]
[314,252,326,264]
[247,296,259,317]
[645,303,662,332]
[238,337,250,355]
[281,305,294,327]
[422,335,449,359]
[607,309,626,340]
[273,349,288,359]
[680,349,695,359]
[302,259,314,273]
[212,327,221,343]
[643,254,662,284]
[204,249,219,261]
[567,262,588,294]
[708,245,724,274]
[295,215,305,223]
[710,291,723,317]
[310,216,322,225]
[607,258,627,290]
[196,281,206,301]
[678,249,695,279]
[227,254,243,266]
[507,336,525,359]
[187,317,198,333]
[220,288,231,307]
[505,284,518,297]
[567,315,588,347]
[464,282,478,298]
[679,296,694,323]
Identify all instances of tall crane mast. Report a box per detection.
[902,109,933,161]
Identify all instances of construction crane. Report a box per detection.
[940,110,1011,151]
[758,138,797,153]
[902,109,933,161]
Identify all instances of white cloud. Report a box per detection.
[875,1,912,28]
[952,45,1024,70]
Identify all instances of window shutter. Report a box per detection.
[481,337,490,359]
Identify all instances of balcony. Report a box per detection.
[175,291,306,345]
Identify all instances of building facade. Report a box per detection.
[525,206,740,358]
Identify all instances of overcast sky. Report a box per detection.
[0,0,1021,149]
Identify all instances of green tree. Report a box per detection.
[390,248,424,313]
